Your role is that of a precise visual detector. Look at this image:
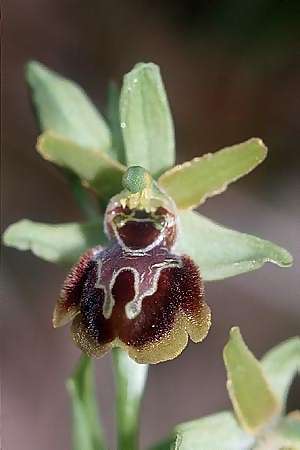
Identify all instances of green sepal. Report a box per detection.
[120,63,175,178]
[223,327,281,435]
[2,219,107,265]
[177,210,293,281]
[26,61,112,153]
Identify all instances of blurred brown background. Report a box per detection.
[2,1,300,449]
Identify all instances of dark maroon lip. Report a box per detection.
[57,242,208,355]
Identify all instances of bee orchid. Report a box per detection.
[53,167,211,363]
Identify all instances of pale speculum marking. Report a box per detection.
[95,244,181,320]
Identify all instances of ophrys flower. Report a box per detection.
[53,167,211,363]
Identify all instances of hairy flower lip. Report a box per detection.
[54,241,211,364]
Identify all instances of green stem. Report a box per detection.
[67,355,107,450]
[112,348,149,450]
[66,171,99,220]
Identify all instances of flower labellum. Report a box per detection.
[53,167,211,363]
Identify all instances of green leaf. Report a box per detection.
[223,327,280,435]
[3,219,107,265]
[275,412,300,449]
[112,348,148,450]
[173,411,254,450]
[106,82,126,163]
[262,337,300,409]
[159,138,267,209]
[37,131,125,200]
[148,437,174,450]
[26,61,112,153]
[253,413,300,450]
[66,355,106,450]
[120,62,175,178]
[177,210,293,281]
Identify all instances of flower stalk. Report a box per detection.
[67,355,106,450]
[112,348,148,450]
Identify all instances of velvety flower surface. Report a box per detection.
[53,191,211,364]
